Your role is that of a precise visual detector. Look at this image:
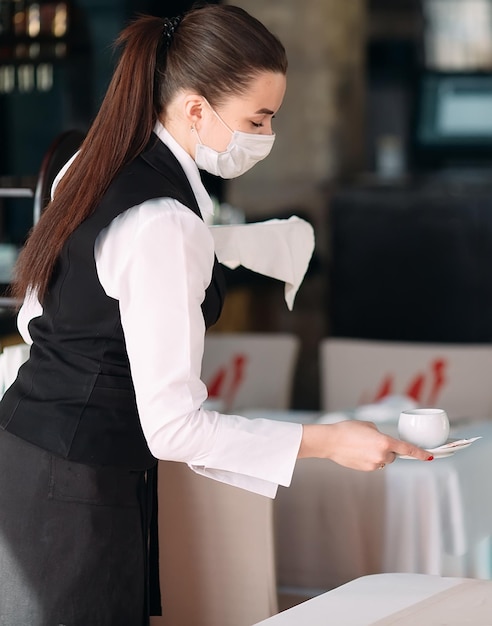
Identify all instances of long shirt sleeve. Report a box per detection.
[17,124,302,498]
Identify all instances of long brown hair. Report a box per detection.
[13,5,287,303]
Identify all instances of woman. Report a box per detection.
[0,5,431,625]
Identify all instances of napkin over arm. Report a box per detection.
[209,216,315,310]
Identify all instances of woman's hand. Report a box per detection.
[298,420,433,471]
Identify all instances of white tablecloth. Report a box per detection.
[244,411,492,596]
[382,420,492,578]
[253,573,477,626]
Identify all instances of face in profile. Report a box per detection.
[197,71,286,151]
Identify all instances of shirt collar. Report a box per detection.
[153,121,214,219]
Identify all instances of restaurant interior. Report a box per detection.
[2,0,492,624]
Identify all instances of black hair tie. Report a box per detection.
[162,16,182,49]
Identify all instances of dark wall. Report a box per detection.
[328,184,492,344]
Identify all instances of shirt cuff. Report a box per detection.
[192,416,303,498]
[187,466,281,498]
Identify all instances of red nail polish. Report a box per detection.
[427,455,434,461]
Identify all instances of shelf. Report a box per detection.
[0,188,34,198]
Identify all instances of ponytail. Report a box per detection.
[13,5,287,304]
[12,15,166,303]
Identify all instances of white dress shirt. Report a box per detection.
[17,122,302,498]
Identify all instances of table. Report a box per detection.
[253,573,491,625]
[245,411,492,597]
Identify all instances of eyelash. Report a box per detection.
[252,115,275,128]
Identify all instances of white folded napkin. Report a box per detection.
[354,394,418,423]
[315,395,419,426]
[428,436,482,451]
[209,216,315,310]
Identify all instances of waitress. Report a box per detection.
[0,5,431,625]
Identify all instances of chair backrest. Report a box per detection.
[33,129,85,223]
[202,332,300,412]
[151,462,278,626]
[320,337,492,421]
[154,333,291,625]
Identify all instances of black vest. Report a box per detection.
[0,136,225,469]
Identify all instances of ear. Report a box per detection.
[183,93,205,128]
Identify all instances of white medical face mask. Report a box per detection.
[193,102,275,179]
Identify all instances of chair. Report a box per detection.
[151,463,279,626]
[33,129,85,223]
[0,130,85,312]
[201,332,300,412]
[151,332,301,626]
[0,129,85,313]
[319,337,492,421]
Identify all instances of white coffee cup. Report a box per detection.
[398,408,450,449]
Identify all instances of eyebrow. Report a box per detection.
[254,108,275,115]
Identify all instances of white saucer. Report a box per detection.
[399,437,482,460]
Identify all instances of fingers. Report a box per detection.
[385,451,397,464]
[373,450,397,471]
[299,421,434,470]
[374,444,432,472]
[361,423,434,463]
[391,438,434,462]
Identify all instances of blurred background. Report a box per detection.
[2,0,492,409]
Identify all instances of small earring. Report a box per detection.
[190,125,195,132]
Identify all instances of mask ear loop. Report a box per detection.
[202,98,234,135]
